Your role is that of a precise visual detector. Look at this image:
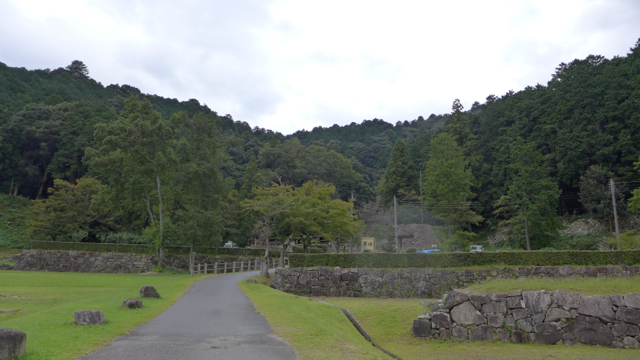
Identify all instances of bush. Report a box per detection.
[97,232,146,244]
[288,249,640,269]
[442,231,477,252]
[311,244,328,252]
[405,247,417,253]
[554,234,602,250]
[608,231,640,250]
[292,244,326,253]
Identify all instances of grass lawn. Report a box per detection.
[0,270,203,360]
[239,276,389,360]
[319,276,640,359]
[321,296,640,360]
[460,276,640,296]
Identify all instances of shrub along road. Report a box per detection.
[81,271,296,360]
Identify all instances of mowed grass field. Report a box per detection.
[239,276,389,360]
[323,297,640,360]
[0,270,201,360]
[243,275,640,360]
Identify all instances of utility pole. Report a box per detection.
[610,178,620,249]
[419,171,424,225]
[350,191,355,216]
[394,195,399,253]
[524,216,530,251]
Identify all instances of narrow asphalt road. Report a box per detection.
[81,271,297,360]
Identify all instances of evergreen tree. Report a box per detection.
[377,139,417,207]
[579,164,627,221]
[422,133,481,233]
[494,138,561,250]
[239,155,263,199]
[65,60,89,77]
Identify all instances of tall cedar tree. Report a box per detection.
[494,138,561,250]
[377,139,417,207]
[173,112,226,249]
[422,133,481,233]
[579,164,627,222]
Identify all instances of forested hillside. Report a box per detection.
[1,39,640,252]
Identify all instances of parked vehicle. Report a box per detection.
[417,249,441,254]
[469,245,484,252]
[223,241,239,248]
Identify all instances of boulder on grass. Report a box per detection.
[122,299,143,309]
[245,279,257,284]
[74,310,105,325]
[0,328,26,360]
[140,286,160,298]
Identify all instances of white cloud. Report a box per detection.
[1,0,639,134]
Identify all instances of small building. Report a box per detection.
[361,237,375,251]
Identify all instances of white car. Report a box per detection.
[469,245,484,252]
[223,241,239,248]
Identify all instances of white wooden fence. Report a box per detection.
[192,258,286,276]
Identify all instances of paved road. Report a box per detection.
[81,271,297,360]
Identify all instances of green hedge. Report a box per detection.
[291,245,326,253]
[288,250,640,269]
[30,241,276,257]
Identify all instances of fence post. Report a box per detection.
[224,262,227,274]
[241,261,244,272]
[214,262,218,274]
[204,263,208,274]
[197,263,201,275]
[233,261,236,273]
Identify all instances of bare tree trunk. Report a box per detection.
[525,216,531,251]
[13,181,20,196]
[261,239,270,278]
[280,246,285,268]
[8,176,14,195]
[69,170,79,185]
[144,194,155,227]
[37,169,49,198]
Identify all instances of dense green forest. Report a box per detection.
[2,39,640,253]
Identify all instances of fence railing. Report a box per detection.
[193,257,288,276]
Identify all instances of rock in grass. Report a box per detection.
[74,310,105,325]
[245,279,257,284]
[140,286,160,298]
[122,299,143,309]
[0,328,26,360]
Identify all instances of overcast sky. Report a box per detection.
[1,1,639,134]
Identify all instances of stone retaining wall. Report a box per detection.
[413,290,640,349]
[5,250,263,273]
[271,265,640,298]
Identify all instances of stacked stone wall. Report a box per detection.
[413,290,640,349]
[6,250,262,273]
[271,265,640,298]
